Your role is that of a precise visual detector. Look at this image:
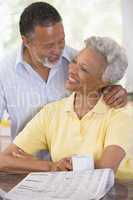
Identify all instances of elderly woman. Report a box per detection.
[0,36,132,180]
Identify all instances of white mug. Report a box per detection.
[72,155,94,171]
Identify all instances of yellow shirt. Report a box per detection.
[14,93,133,180]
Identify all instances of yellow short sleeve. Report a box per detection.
[13,107,49,155]
[104,110,133,157]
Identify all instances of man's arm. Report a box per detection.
[95,145,125,172]
[103,85,127,108]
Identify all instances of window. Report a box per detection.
[0,0,122,56]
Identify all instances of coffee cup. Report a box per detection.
[72,154,94,171]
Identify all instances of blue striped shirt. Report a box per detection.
[0,44,77,139]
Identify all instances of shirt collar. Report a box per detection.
[15,43,25,70]
[64,93,75,112]
[92,96,109,114]
[62,45,78,63]
[15,44,77,72]
[64,93,109,114]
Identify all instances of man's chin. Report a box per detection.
[49,57,60,64]
[65,83,77,92]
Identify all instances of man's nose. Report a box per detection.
[51,44,63,55]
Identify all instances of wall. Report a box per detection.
[122,0,133,92]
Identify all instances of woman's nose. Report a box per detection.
[68,63,78,77]
[69,63,77,71]
[68,63,75,74]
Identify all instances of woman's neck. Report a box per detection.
[74,89,102,119]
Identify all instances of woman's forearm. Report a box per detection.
[95,145,125,172]
[0,154,51,172]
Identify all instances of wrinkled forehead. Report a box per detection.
[29,22,65,42]
[77,47,107,70]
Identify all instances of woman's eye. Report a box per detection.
[72,59,77,64]
[80,67,89,73]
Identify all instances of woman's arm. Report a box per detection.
[0,144,51,172]
[0,144,72,173]
[95,145,125,172]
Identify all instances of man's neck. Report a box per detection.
[74,89,101,119]
[23,47,50,82]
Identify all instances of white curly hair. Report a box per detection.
[84,36,128,83]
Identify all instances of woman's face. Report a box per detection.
[66,47,108,93]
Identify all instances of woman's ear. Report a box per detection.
[101,74,110,87]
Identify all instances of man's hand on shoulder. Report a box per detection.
[103,85,127,108]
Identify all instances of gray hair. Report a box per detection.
[84,36,128,83]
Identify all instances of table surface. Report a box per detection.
[0,173,133,200]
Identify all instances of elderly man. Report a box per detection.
[0,2,127,142]
[0,36,132,180]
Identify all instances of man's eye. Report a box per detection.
[45,44,54,49]
[58,39,65,45]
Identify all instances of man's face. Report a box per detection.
[23,22,65,66]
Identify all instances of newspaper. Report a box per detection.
[4,169,114,200]
[0,189,6,200]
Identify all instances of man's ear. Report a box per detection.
[21,35,30,48]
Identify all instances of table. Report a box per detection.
[0,173,27,193]
[103,180,133,199]
[0,173,133,199]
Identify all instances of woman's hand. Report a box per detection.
[103,85,127,108]
[50,157,72,172]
